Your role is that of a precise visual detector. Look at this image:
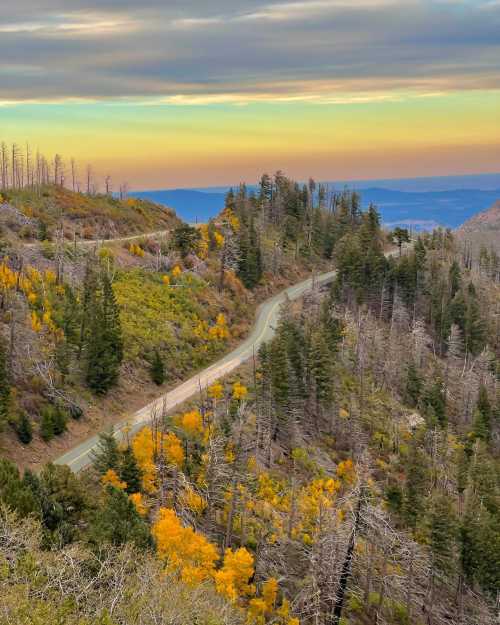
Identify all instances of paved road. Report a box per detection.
[55,269,336,472]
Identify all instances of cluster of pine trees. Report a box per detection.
[213,173,377,290]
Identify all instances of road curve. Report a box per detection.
[55,268,336,472]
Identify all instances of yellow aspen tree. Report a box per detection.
[214,547,255,602]
[101,468,127,491]
[232,381,248,401]
[129,492,148,517]
[152,507,218,585]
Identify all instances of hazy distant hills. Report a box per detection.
[132,189,226,224]
[132,173,500,230]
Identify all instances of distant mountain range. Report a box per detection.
[132,173,500,230]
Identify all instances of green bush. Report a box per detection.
[40,405,68,441]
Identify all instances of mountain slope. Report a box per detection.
[456,199,500,255]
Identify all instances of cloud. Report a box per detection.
[0,0,499,104]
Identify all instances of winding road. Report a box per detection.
[55,268,337,472]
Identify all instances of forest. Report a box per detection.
[0,168,498,625]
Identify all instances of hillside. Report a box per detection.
[456,200,500,270]
[0,174,351,469]
[1,216,498,625]
[0,185,180,242]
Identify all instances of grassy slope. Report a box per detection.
[0,185,180,240]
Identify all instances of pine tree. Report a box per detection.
[150,350,165,385]
[16,412,33,445]
[464,283,485,356]
[92,429,120,474]
[309,329,333,409]
[472,385,491,442]
[51,405,68,436]
[86,274,123,394]
[0,336,10,426]
[88,485,152,550]
[448,260,462,298]
[404,361,422,407]
[423,379,446,427]
[119,446,142,494]
[429,494,456,575]
[40,409,55,442]
[403,441,428,529]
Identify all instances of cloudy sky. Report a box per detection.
[1,0,499,188]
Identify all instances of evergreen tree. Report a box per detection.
[423,379,446,427]
[404,361,422,407]
[86,274,123,394]
[309,329,333,408]
[88,486,152,550]
[464,283,485,356]
[403,441,428,529]
[472,385,491,442]
[119,446,143,494]
[172,224,201,258]
[150,350,165,385]
[0,459,40,517]
[40,409,55,442]
[448,260,462,298]
[92,428,120,474]
[429,494,456,575]
[52,405,68,436]
[392,227,410,256]
[16,412,33,445]
[0,336,10,427]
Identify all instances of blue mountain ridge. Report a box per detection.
[132,179,500,230]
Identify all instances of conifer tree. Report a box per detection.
[403,441,428,529]
[88,485,152,549]
[309,329,333,409]
[429,494,456,575]
[150,350,165,385]
[92,429,120,474]
[404,361,422,407]
[0,336,10,426]
[472,385,491,442]
[86,274,123,394]
[119,446,142,495]
[40,409,55,442]
[16,412,32,445]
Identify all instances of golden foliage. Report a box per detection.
[129,492,148,517]
[232,381,248,401]
[180,486,207,515]
[214,547,255,602]
[152,507,218,585]
[177,409,204,437]
[101,469,127,491]
[132,427,185,494]
[208,382,224,400]
[336,458,355,483]
[129,243,145,257]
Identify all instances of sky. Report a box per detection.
[1,0,500,189]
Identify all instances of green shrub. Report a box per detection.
[40,405,68,440]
